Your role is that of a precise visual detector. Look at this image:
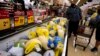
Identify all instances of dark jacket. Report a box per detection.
[96,15,100,29]
[66,6,82,21]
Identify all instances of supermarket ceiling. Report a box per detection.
[57,0,87,6]
[43,0,88,6]
[24,0,100,6]
[68,0,87,6]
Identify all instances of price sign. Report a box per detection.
[15,16,25,27]
[0,18,10,30]
[28,16,34,23]
[19,16,25,25]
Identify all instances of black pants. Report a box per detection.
[68,21,79,38]
[96,28,100,41]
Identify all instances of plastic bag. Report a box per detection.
[0,51,11,56]
[36,27,44,36]
[49,30,56,37]
[42,28,49,38]
[38,36,50,50]
[28,31,37,39]
[8,47,24,56]
[53,36,63,47]
[58,29,65,38]
[43,50,55,56]
[25,38,42,54]
[26,52,42,56]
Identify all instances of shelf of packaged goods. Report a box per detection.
[27,10,34,24]
[0,17,52,40]
[14,16,25,27]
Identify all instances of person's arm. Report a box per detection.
[79,8,82,20]
[90,12,97,19]
[66,7,70,20]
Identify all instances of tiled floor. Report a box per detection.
[68,35,100,56]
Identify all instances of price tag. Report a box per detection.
[28,16,34,23]
[19,16,24,23]
[0,18,10,30]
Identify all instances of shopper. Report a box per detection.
[89,7,97,28]
[91,6,100,52]
[63,4,67,17]
[66,2,82,38]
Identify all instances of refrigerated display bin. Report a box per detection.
[0,29,68,56]
[0,17,68,56]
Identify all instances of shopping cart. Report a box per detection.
[74,19,95,51]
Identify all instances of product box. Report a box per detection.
[14,11,25,27]
[27,10,34,24]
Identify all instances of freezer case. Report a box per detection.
[0,17,68,56]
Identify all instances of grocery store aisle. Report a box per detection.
[68,35,100,56]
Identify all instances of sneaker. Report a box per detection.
[91,47,98,52]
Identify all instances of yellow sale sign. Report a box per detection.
[28,16,34,24]
[15,16,25,27]
[0,18,10,31]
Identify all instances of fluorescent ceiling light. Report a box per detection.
[76,0,81,5]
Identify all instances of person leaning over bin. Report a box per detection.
[66,2,82,38]
[91,6,100,52]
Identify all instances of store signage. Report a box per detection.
[0,18,10,30]
[0,9,9,19]
[0,9,10,30]
[14,11,25,27]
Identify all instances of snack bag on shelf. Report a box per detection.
[25,38,42,54]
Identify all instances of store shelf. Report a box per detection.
[0,17,52,40]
